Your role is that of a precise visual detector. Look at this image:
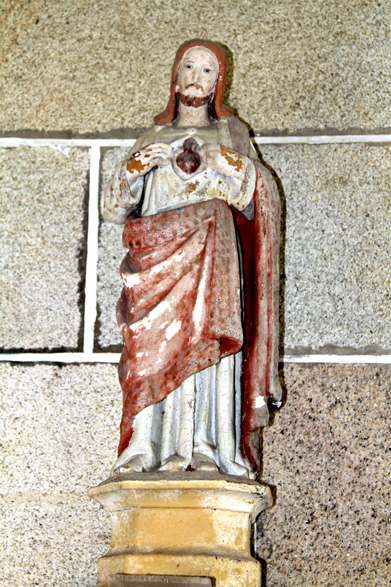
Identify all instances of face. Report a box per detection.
[176,46,219,99]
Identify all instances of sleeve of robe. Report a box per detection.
[101,127,158,224]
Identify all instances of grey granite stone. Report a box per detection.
[258,364,391,587]
[0,497,109,587]
[2,362,390,586]
[97,144,391,352]
[97,148,130,349]
[0,362,122,586]
[0,1,390,134]
[0,147,89,350]
[1,363,121,496]
[260,143,391,352]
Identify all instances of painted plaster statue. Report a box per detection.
[102,39,281,479]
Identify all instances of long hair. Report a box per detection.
[154,39,233,126]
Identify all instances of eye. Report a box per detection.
[184,63,193,70]
[203,67,212,73]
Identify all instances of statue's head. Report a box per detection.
[175,46,219,107]
[154,39,233,125]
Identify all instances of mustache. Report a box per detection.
[185,83,204,91]
[177,92,212,108]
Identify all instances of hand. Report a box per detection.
[102,143,173,223]
[126,143,172,178]
[200,144,246,180]
[102,162,134,223]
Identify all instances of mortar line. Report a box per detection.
[0,138,137,148]
[83,145,101,353]
[2,133,390,362]
[254,135,391,145]
[282,354,391,365]
[1,135,391,148]
[0,353,121,363]
[0,353,390,365]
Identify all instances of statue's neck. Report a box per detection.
[175,103,210,128]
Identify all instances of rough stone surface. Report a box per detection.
[1,498,109,587]
[0,363,120,586]
[1,363,121,495]
[98,144,391,352]
[1,1,390,134]
[97,147,131,349]
[0,147,89,350]
[2,363,390,586]
[259,364,391,587]
[260,143,391,352]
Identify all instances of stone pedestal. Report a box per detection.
[88,473,272,587]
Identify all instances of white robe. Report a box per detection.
[106,119,256,477]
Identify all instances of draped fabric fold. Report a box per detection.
[238,162,282,472]
[117,198,243,457]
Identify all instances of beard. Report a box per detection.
[177,91,213,108]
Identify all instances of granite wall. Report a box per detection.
[1,1,390,586]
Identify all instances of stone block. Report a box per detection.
[260,143,391,352]
[0,147,89,350]
[0,496,109,587]
[2,362,390,586]
[97,144,391,353]
[97,148,131,349]
[1,363,121,496]
[1,1,390,134]
[259,364,391,586]
[1,363,120,585]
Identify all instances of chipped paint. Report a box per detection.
[159,340,167,352]
[254,395,266,408]
[165,319,182,341]
[123,272,142,287]
[220,145,244,173]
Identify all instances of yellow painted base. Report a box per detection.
[88,474,272,587]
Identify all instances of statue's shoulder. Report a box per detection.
[227,116,253,157]
[228,115,250,136]
[128,126,160,156]
[227,117,276,188]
